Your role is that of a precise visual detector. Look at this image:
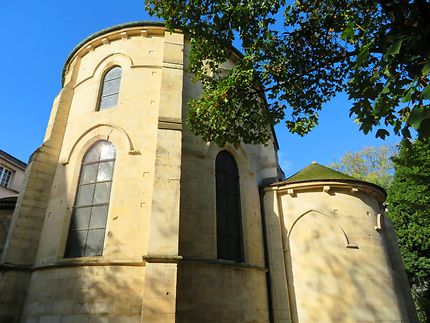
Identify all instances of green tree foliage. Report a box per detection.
[146,0,430,146]
[330,145,394,189]
[387,139,430,283]
[330,142,429,321]
[387,139,430,322]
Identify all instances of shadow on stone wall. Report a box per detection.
[20,241,148,322]
[16,154,155,322]
[281,205,411,322]
[175,150,271,323]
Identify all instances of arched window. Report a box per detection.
[97,66,122,110]
[215,150,243,262]
[64,141,116,257]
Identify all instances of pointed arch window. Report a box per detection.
[215,151,243,262]
[98,66,122,110]
[65,141,115,258]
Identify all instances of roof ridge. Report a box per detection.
[280,162,386,197]
[285,162,361,183]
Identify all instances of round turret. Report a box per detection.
[263,162,416,322]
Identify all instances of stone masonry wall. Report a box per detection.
[264,181,417,323]
[0,78,76,321]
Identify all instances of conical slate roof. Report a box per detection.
[280,161,386,197]
[276,162,387,197]
[284,162,357,183]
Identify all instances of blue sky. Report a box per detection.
[1,1,398,176]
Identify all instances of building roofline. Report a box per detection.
[61,21,280,149]
[273,162,387,198]
[62,21,165,84]
[272,178,387,198]
[61,21,245,85]
[0,150,27,170]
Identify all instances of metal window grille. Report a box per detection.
[0,166,12,188]
[64,141,116,258]
[215,151,244,262]
[98,66,122,110]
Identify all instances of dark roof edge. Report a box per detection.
[61,21,245,85]
[62,21,165,84]
[0,150,27,169]
[272,178,387,198]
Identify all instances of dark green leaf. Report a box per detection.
[408,106,430,129]
[356,43,372,66]
[401,88,413,103]
[420,85,430,100]
[422,62,430,77]
[341,22,354,41]
[385,39,402,57]
[375,128,389,139]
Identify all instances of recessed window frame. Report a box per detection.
[97,66,122,111]
[215,150,244,262]
[64,140,116,258]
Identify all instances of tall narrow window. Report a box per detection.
[216,151,243,262]
[98,66,122,110]
[65,141,115,258]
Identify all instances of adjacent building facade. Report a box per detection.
[0,22,418,323]
[0,150,26,199]
[0,150,26,257]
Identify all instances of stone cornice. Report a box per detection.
[62,21,247,86]
[265,180,386,202]
[62,22,171,85]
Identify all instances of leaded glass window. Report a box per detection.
[216,151,243,262]
[98,66,122,110]
[64,141,115,258]
[0,166,12,188]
